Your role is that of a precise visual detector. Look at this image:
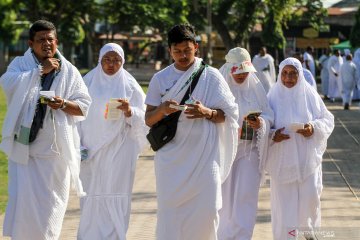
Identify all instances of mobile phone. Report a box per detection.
[169,104,187,111]
[40,96,55,104]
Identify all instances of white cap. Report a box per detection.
[225,47,257,74]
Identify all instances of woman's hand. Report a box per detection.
[117,99,132,117]
[247,116,261,130]
[272,127,290,142]
[296,123,314,137]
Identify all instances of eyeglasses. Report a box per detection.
[281,71,298,78]
[102,58,122,65]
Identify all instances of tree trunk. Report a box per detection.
[212,16,236,51]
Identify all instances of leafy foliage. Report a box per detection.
[102,0,189,34]
[350,7,360,48]
[0,0,23,44]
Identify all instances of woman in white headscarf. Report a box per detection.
[218,47,274,240]
[77,43,148,240]
[266,57,334,240]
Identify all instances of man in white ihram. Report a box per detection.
[0,20,91,239]
[303,46,316,78]
[252,46,276,93]
[340,53,358,110]
[145,24,239,240]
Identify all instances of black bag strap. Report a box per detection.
[161,61,206,121]
[179,61,206,105]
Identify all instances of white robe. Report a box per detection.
[1,48,91,240]
[217,66,274,240]
[145,58,239,240]
[252,54,276,93]
[77,43,148,240]
[267,57,334,240]
[302,52,316,78]
[318,54,330,96]
[327,55,343,99]
[303,69,317,91]
[340,60,358,105]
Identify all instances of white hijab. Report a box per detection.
[268,57,315,129]
[267,57,334,183]
[220,59,273,182]
[219,65,269,123]
[80,43,145,158]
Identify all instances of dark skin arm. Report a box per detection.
[47,97,84,116]
[145,100,225,127]
[184,100,225,123]
[42,58,84,116]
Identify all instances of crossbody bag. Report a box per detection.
[146,61,206,151]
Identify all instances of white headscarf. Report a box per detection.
[219,62,269,123]
[267,57,334,183]
[219,48,274,183]
[268,57,315,129]
[80,43,147,157]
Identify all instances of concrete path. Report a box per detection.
[1,100,360,240]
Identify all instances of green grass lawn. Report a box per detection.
[0,87,8,214]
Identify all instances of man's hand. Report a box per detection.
[160,100,182,115]
[41,58,60,74]
[47,96,64,110]
[296,123,314,137]
[184,100,211,119]
[272,127,290,142]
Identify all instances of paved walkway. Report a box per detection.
[1,100,360,240]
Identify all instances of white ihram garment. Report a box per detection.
[303,52,316,78]
[77,43,148,240]
[266,58,334,240]
[327,55,343,99]
[319,54,330,96]
[146,57,239,240]
[218,64,273,240]
[340,60,358,105]
[1,48,91,240]
[252,54,276,93]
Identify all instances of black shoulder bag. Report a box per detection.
[146,62,206,151]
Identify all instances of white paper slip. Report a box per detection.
[39,90,55,103]
[289,122,304,132]
[40,90,55,98]
[105,98,123,120]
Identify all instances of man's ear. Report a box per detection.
[28,40,33,49]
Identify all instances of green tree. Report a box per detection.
[10,0,99,59]
[350,6,360,48]
[190,0,326,54]
[100,0,189,65]
[0,0,24,44]
[190,0,263,51]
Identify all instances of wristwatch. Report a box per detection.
[60,99,68,110]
